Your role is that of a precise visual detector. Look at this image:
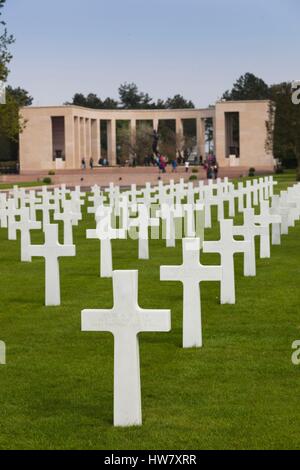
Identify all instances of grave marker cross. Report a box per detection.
[160,238,222,348]
[82,270,171,427]
[203,219,250,304]
[28,224,75,306]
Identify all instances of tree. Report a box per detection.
[102,97,118,109]
[0,0,14,82]
[269,83,295,167]
[205,118,214,153]
[0,2,29,162]
[222,73,271,101]
[157,121,177,160]
[67,85,196,111]
[117,122,153,164]
[154,98,166,109]
[7,86,33,107]
[66,92,118,109]
[118,82,153,109]
[68,93,87,107]
[0,86,33,161]
[165,94,195,109]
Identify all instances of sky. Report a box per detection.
[4,0,300,108]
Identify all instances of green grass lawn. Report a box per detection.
[0,172,299,450]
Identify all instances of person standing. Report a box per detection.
[171,158,178,173]
[185,160,190,173]
[81,158,86,170]
[207,166,213,180]
[213,163,219,180]
[89,157,94,170]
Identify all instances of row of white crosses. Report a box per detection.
[0,185,80,306]
[81,179,300,428]
[1,179,300,428]
[84,176,277,283]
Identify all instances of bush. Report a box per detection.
[275,165,284,175]
[280,150,297,169]
[189,175,198,182]
[48,170,55,176]
[43,177,52,185]
[248,167,256,177]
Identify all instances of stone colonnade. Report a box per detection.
[71,109,215,167]
[19,101,275,172]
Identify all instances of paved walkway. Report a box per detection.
[0,166,273,188]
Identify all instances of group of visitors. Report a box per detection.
[203,154,219,180]
[156,154,168,174]
[206,164,219,180]
[81,151,219,180]
[81,157,109,170]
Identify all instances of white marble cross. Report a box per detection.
[271,196,289,235]
[160,238,222,348]
[252,180,259,206]
[54,200,77,245]
[186,182,195,206]
[107,182,116,202]
[203,219,250,304]
[268,176,277,198]
[137,183,157,208]
[81,270,171,427]
[0,194,8,228]
[12,207,41,262]
[129,204,159,259]
[233,208,268,275]
[223,186,236,218]
[35,195,58,227]
[58,184,71,199]
[174,184,184,205]
[287,187,300,219]
[160,202,183,248]
[28,190,42,221]
[110,185,121,217]
[7,199,21,240]
[129,184,138,204]
[28,224,76,306]
[258,178,266,203]
[245,181,253,209]
[74,186,86,200]
[237,182,245,213]
[87,207,126,278]
[69,193,83,222]
[255,200,282,248]
[183,203,204,241]
[88,192,105,215]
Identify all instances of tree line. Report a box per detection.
[65,83,195,110]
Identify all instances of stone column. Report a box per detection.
[74,116,81,168]
[64,114,75,169]
[130,119,137,150]
[196,117,206,160]
[153,118,159,132]
[176,118,184,151]
[107,119,117,166]
[86,118,91,159]
[91,119,101,161]
[212,117,216,156]
[80,117,86,161]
